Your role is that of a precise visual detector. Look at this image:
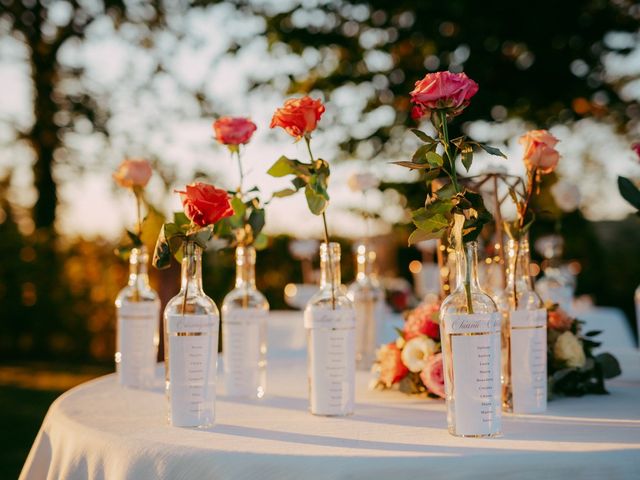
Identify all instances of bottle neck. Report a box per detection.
[506,236,534,293]
[235,245,256,289]
[455,241,481,291]
[320,242,341,290]
[128,246,151,289]
[180,242,204,295]
[355,243,375,282]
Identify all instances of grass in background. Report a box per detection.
[0,363,110,479]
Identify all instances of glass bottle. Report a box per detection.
[499,235,547,414]
[347,242,384,370]
[635,285,640,350]
[221,245,269,399]
[115,246,160,389]
[440,239,502,437]
[304,242,355,416]
[163,242,219,428]
[535,235,575,313]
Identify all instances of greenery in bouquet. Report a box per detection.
[112,158,165,259]
[371,302,445,398]
[211,117,268,250]
[547,304,621,397]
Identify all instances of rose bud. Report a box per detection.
[113,158,153,189]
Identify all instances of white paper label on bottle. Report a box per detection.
[510,309,547,414]
[167,314,218,427]
[305,308,356,415]
[222,309,266,397]
[117,300,160,388]
[445,313,502,436]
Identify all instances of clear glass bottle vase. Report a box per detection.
[499,235,547,414]
[221,245,269,399]
[304,242,356,416]
[347,242,384,370]
[115,246,160,389]
[163,241,219,428]
[535,235,574,313]
[440,239,502,437]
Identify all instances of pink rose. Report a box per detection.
[270,96,325,139]
[403,302,440,341]
[213,116,257,146]
[378,343,409,387]
[632,143,640,161]
[410,71,479,118]
[176,182,234,227]
[420,353,445,399]
[113,159,152,189]
[548,307,573,332]
[519,129,560,174]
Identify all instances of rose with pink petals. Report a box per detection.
[213,116,257,146]
[403,302,440,341]
[420,353,445,399]
[519,129,560,174]
[410,71,479,118]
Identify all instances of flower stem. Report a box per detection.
[135,190,142,237]
[235,148,244,195]
[439,110,460,193]
[306,136,336,310]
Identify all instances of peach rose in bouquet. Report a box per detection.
[377,342,409,388]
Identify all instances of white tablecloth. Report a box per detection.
[20,312,640,480]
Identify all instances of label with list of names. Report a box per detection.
[304,308,355,416]
[445,313,502,436]
[510,309,547,414]
[167,314,218,427]
[222,309,266,397]
[117,300,160,388]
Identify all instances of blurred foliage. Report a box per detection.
[247,0,639,155]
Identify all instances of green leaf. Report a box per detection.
[140,206,165,252]
[412,209,449,236]
[267,156,310,178]
[292,177,307,189]
[253,233,269,251]
[408,227,442,245]
[305,184,327,215]
[617,176,640,210]
[411,144,431,164]
[435,182,456,200]
[174,212,190,227]
[391,161,432,170]
[248,208,266,237]
[424,168,441,184]
[126,230,143,247]
[595,352,622,379]
[231,196,246,219]
[153,224,174,270]
[190,228,212,249]
[476,143,507,158]
[461,145,473,172]
[272,188,298,198]
[426,151,443,168]
[411,129,436,144]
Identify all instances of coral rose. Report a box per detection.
[410,71,479,118]
[113,159,152,189]
[403,302,440,341]
[519,129,560,174]
[377,342,409,387]
[270,96,325,139]
[420,353,445,399]
[548,307,574,332]
[401,335,438,373]
[213,116,256,146]
[554,331,586,368]
[176,182,234,228]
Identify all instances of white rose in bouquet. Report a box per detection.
[400,335,437,373]
[554,331,586,368]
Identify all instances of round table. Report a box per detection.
[20,312,640,480]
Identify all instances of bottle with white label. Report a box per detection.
[304,242,356,416]
[499,235,547,414]
[347,242,384,370]
[440,240,502,437]
[115,246,160,389]
[163,241,219,428]
[221,245,269,399]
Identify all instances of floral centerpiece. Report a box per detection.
[547,304,621,396]
[371,302,445,398]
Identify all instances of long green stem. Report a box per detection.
[306,136,336,310]
[135,190,142,236]
[235,148,244,195]
[439,110,460,193]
